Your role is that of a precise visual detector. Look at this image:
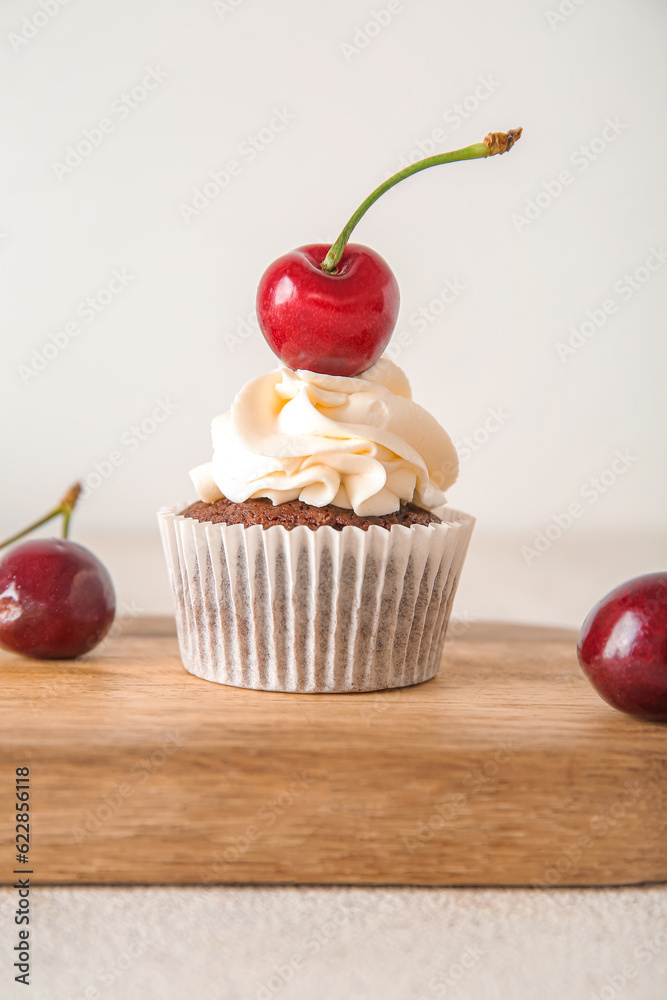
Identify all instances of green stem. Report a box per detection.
[321,128,522,273]
[0,482,82,549]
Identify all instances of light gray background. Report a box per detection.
[2,0,666,626]
[2,2,666,998]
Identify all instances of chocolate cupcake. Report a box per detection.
[156,129,528,691]
[158,358,474,693]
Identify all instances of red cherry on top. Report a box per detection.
[256,243,400,377]
[577,572,667,722]
[254,130,523,376]
[0,538,116,660]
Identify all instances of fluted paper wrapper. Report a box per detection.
[158,505,474,693]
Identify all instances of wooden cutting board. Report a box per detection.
[1,618,665,887]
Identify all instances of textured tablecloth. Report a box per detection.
[2,885,666,999]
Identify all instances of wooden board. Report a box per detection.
[1,618,665,887]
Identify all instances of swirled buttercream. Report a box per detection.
[189,357,458,517]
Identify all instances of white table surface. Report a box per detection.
[2,885,666,999]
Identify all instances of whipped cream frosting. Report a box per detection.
[190,357,458,517]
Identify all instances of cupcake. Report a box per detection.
[158,128,523,691]
[158,357,474,692]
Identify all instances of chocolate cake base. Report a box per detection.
[180,496,441,531]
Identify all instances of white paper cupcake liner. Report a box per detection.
[157,504,474,693]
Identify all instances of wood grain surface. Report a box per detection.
[1,618,665,886]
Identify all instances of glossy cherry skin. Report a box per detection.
[577,573,667,722]
[0,539,116,659]
[256,243,400,376]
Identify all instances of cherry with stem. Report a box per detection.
[257,128,523,377]
[0,483,116,660]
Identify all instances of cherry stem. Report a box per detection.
[320,128,523,273]
[0,482,82,550]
